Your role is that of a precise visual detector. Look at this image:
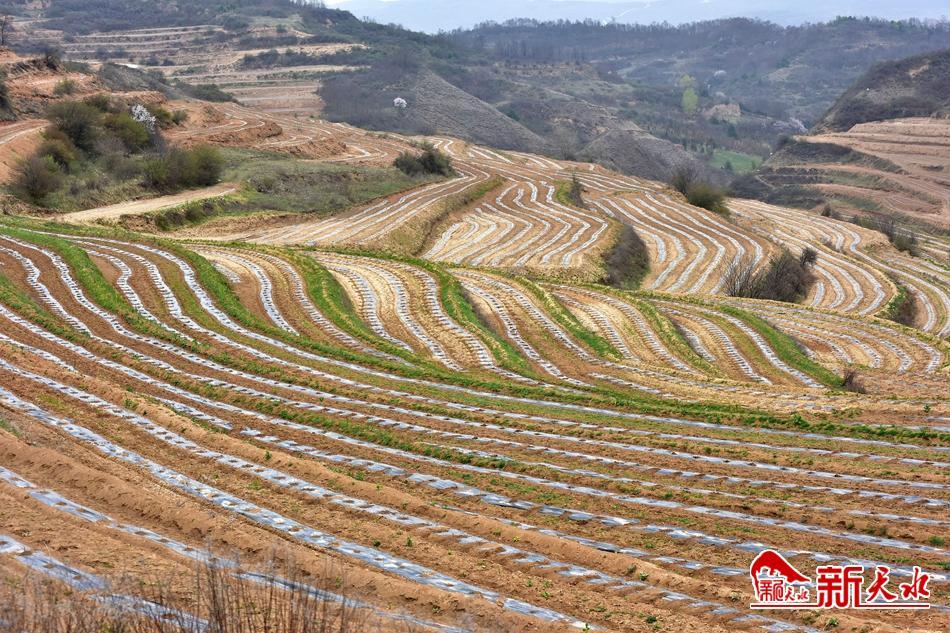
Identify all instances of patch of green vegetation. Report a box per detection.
[317,247,532,375]
[830,193,883,213]
[630,295,714,375]
[0,270,81,343]
[517,278,619,359]
[710,149,761,174]
[0,417,20,437]
[555,174,586,208]
[2,217,945,452]
[221,147,430,216]
[435,265,530,374]
[720,305,843,388]
[174,82,236,102]
[0,226,199,350]
[10,98,211,211]
[878,281,917,327]
[148,197,234,232]
[393,143,454,177]
[394,175,504,256]
[289,250,413,358]
[602,224,649,290]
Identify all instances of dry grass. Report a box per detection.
[0,553,405,633]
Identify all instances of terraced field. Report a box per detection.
[752,118,950,261]
[48,23,362,116]
[0,45,948,632]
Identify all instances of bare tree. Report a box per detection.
[722,247,817,303]
[0,15,11,47]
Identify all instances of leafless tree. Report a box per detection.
[0,15,12,47]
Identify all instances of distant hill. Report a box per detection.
[338,0,950,34]
[7,2,950,183]
[815,48,950,132]
[733,48,950,232]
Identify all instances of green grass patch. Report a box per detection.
[1,227,203,351]
[0,270,81,343]
[721,305,843,387]
[393,175,504,256]
[312,246,532,375]
[710,149,762,174]
[631,296,715,375]
[220,147,433,216]
[0,417,20,437]
[289,250,414,359]
[516,277,619,359]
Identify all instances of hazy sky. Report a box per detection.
[327,0,949,33]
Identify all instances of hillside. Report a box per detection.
[8,5,950,182]
[816,47,950,132]
[735,48,950,241]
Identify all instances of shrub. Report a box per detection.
[870,216,919,255]
[567,173,585,207]
[52,77,77,96]
[46,100,101,153]
[189,145,224,186]
[0,75,10,113]
[799,246,818,267]
[37,135,77,171]
[177,82,235,102]
[393,143,454,177]
[142,149,190,192]
[883,284,918,327]
[841,368,866,393]
[82,93,112,112]
[891,233,918,256]
[685,181,728,215]
[13,155,63,203]
[103,112,151,152]
[723,247,817,303]
[603,224,649,289]
[171,109,188,125]
[670,166,728,214]
[670,166,696,196]
[142,145,223,192]
[146,104,174,128]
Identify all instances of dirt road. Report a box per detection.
[56,183,238,224]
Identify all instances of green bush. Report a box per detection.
[82,94,112,112]
[685,181,728,215]
[603,224,649,289]
[46,101,101,153]
[0,75,10,113]
[188,145,224,186]
[724,247,817,303]
[176,82,235,102]
[52,77,77,96]
[103,112,150,152]
[146,104,174,129]
[13,155,63,203]
[394,143,454,177]
[37,131,78,171]
[670,166,729,215]
[142,145,222,192]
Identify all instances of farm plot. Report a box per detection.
[0,222,945,631]
[731,198,950,336]
[811,118,950,231]
[0,61,948,628]
[424,178,614,280]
